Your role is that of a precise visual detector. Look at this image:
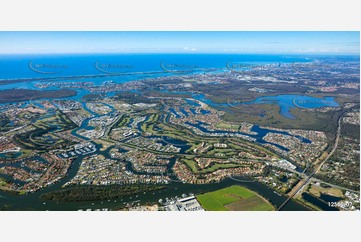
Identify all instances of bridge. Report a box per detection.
[277,110,345,211]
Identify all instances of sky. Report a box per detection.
[0,31,359,54]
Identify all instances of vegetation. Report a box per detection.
[0,177,10,190]
[82,93,104,101]
[40,185,166,202]
[197,185,274,211]
[181,158,199,173]
[13,110,76,150]
[0,88,77,103]
[110,114,131,132]
[0,114,12,132]
[308,184,344,198]
[215,122,240,130]
[199,163,245,174]
[114,92,158,104]
[0,178,26,195]
[141,113,160,133]
[341,123,360,140]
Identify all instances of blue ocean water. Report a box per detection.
[0,53,310,84]
[0,54,341,119]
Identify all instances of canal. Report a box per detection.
[0,100,311,211]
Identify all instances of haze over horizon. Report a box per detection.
[0,31,359,54]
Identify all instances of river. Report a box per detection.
[0,96,311,211]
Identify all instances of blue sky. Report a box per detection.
[0,31,359,54]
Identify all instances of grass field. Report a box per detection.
[0,178,8,188]
[196,185,274,211]
[0,178,26,194]
[182,158,198,173]
[180,158,245,174]
[215,122,240,130]
[308,184,344,198]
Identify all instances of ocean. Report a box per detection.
[0,53,311,85]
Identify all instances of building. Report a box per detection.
[164,196,204,211]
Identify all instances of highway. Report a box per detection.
[277,110,345,211]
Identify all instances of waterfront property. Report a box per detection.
[164,195,204,211]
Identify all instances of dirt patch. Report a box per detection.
[225,196,271,211]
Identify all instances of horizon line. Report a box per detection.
[0,51,359,55]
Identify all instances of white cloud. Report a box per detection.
[183,47,197,51]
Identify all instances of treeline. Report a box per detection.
[56,111,77,130]
[114,92,156,104]
[13,125,58,150]
[40,185,166,202]
[113,114,129,129]
[314,173,360,191]
[0,114,11,132]
[341,123,360,140]
[0,88,77,103]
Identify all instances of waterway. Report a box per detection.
[160,91,340,120]
[0,101,310,210]
[241,95,340,119]
[301,193,339,211]
[0,54,316,210]
[185,121,311,152]
[0,173,310,211]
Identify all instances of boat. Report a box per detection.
[273,191,282,196]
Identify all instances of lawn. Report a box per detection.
[196,185,274,211]
[181,158,198,173]
[215,122,240,130]
[0,178,7,187]
[199,163,243,174]
[308,184,344,198]
[180,159,245,174]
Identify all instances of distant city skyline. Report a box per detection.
[0,31,359,54]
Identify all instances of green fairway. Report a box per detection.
[196,185,274,211]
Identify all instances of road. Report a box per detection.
[310,177,360,194]
[277,110,345,211]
